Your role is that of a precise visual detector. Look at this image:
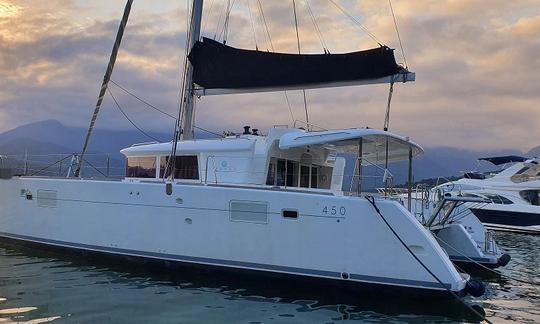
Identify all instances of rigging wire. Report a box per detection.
[213,0,229,40]
[201,0,216,35]
[245,0,259,49]
[220,0,238,43]
[256,0,274,50]
[304,0,328,53]
[292,0,310,130]
[365,196,493,324]
[107,88,163,142]
[110,80,177,119]
[110,80,224,138]
[255,0,295,126]
[434,235,538,286]
[326,0,384,46]
[388,0,407,68]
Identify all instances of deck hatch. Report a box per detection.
[229,201,268,224]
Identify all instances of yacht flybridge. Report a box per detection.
[0,0,485,300]
[437,156,540,234]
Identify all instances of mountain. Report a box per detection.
[527,145,540,157]
[0,119,536,183]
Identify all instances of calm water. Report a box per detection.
[0,232,538,323]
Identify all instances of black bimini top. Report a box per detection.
[479,155,527,165]
[188,37,403,91]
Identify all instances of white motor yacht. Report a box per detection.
[437,156,540,234]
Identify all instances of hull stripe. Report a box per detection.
[470,209,540,227]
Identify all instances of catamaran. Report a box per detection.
[0,0,485,298]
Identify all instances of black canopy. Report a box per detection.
[479,155,527,165]
[188,38,405,93]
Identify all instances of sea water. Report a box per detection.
[0,232,538,323]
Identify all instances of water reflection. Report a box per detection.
[0,233,538,323]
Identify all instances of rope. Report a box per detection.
[326,0,384,46]
[29,154,73,176]
[256,0,274,50]
[201,0,216,35]
[245,0,259,49]
[81,157,108,178]
[304,0,328,53]
[109,80,223,138]
[110,80,177,119]
[107,88,163,142]
[364,196,493,324]
[388,0,407,68]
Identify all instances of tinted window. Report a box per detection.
[160,156,199,180]
[300,165,310,188]
[286,160,299,187]
[266,160,276,185]
[126,157,157,178]
[311,167,318,188]
[276,159,286,186]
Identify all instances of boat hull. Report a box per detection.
[0,176,468,297]
[470,208,540,235]
[0,233,466,300]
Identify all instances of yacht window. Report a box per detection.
[311,167,318,188]
[520,190,540,206]
[160,156,199,180]
[483,194,513,205]
[276,159,286,186]
[267,158,320,188]
[266,160,276,185]
[516,167,529,175]
[286,160,299,187]
[126,157,157,178]
[300,165,310,188]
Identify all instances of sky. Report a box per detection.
[0,0,539,152]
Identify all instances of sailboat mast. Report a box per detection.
[180,0,204,140]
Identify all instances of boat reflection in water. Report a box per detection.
[0,242,487,323]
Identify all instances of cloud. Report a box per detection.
[0,0,539,152]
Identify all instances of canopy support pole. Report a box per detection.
[357,139,363,195]
[407,144,413,212]
[75,0,133,177]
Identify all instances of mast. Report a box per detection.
[75,0,133,177]
[180,0,204,140]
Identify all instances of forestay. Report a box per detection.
[278,128,423,165]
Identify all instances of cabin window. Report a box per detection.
[300,165,310,187]
[311,167,318,188]
[266,160,276,185]
[286,160,299,187]
[276,159,286,186]
[126,157,157,178]
[267,158,321,188]
[160,156,199,180]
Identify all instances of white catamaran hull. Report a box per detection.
[0,176,468,296]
